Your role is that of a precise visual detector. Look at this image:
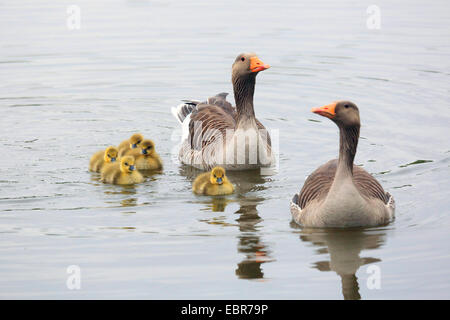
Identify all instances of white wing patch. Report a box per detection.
[181,113,191,142]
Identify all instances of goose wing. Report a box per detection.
[296,159,337,209]
[172,92,235,123]
[188,105,236,149]
[205,92,235,115]
[353,166,390,204]
[296,159,390,209]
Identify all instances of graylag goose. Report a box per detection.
[172,53,273,171]
[290,101,395,228]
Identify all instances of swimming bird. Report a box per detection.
[89,146,118,172]
[290,101,395,227]
[100,155,144,185]
[124,139,163,171]
[118,133,144,157]
[172,53,273,171]
[193,166,234,196]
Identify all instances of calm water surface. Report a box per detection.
[1,0,449,299]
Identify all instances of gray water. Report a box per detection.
[1,0,449,299]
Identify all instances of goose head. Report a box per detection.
[103,146,118,163]
[232,53,270,82]
[312,101,360,128]
[120,156,136,174]
[210,166,227,185]
[139,139,156,156]
[129,133,144,149]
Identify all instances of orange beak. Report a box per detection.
[311,102,337,119]
[250,56,270,73]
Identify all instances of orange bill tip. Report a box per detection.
[250,56,270,72]
[311,102,337,119]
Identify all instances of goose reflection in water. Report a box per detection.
[234,198,274,280]
[182,165,275,280]
[295,224,386,300]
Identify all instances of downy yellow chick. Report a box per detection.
[89,146,118,172]
[118,133,144,157]
[124,139,163,171]
[100,156,144,185]
[192,166,234,195]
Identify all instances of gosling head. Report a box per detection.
[232,53,270,83]
[210,166,226,185]
[139,139,155,156]
[120,156,136,174]
[129,133,144,149]
[103,146,118,163]
[312,101,360,128]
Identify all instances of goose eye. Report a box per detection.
[241,57,245,61]
[344,105,349,109]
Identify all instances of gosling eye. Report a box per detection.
[241,57,245,62]
[213,174,216,178]
[137,140,141,144]
[124,162,128,166]
[344,104,349,109]
[148,146,152,149]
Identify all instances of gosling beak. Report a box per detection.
[250,56,270,73]
[312,102,337,119]
[129,165,135,171]
[141,149,148,155]
[216,177,223,184]
[110,157,116,162]
[131,144,137,148]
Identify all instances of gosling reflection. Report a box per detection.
[210,197,230,212]
[121,197,137,207]
[103,185,138,208]
[298,226,386,300]
[235,199,273,280]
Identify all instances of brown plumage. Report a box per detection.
[172,53,273,171]
[297,159,390,209]
[291,101,395,228]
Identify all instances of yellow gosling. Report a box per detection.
[89,146,118,172]
[193,166,234,196]
[118,133,144,157]
[100,156,144,185]
[124,139,163,171]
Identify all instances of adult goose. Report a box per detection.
[172,53,273,171]
[290,101,395,228]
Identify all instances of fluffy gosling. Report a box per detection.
[89,146,118,172]
[124,139,162,171]
[118,133,144,157]
[100,155,144,185]
[192,166,234,196]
